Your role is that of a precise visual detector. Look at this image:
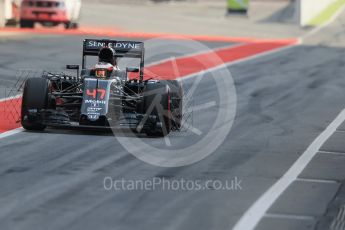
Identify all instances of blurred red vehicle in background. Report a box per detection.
[19,0,81,29]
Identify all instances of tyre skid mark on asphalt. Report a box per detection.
[296,178,338,184]
[0,39,297,135]
[264,213,315,221]
[319,150,345,155]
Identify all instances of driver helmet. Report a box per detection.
[98,47,117,66]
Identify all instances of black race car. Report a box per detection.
[21,39,183,137]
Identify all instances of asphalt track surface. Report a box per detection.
[1,32,345,230]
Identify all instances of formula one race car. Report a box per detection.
[21,39,183,137]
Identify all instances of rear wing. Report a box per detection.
[82,39,145,80]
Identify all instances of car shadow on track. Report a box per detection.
[24,127,160,138]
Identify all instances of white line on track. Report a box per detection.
[232,7,345,229]
[146,43,245,67]
[178,42,299,82]
[233,109,345,230]
[0,94,21,102]
[0,94,23,139]
[0,128,24,139]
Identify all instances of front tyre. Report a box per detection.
[167,80,183,130]
[20,20,34,28]
[144,81,172,137]
[21,78,49,131]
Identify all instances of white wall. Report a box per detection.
[0,0,5,27]
[4,0,12,20]
[297,0,335,26]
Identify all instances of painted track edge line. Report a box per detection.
[0,128,24,139]
[0,94,21,102]
[232,108,345,230]
[146,43,246,69]
[178,42,300,82]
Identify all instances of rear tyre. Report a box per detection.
[72,22,79,29]
[64,22,78,29]
[144,81,171,137]
[21,78,49,131]
[20,20,34,28]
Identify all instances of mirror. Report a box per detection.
[66,65,80,70]
[126,67,140,73]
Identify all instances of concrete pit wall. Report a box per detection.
[0,0,5,27]
[297,0,336,26]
